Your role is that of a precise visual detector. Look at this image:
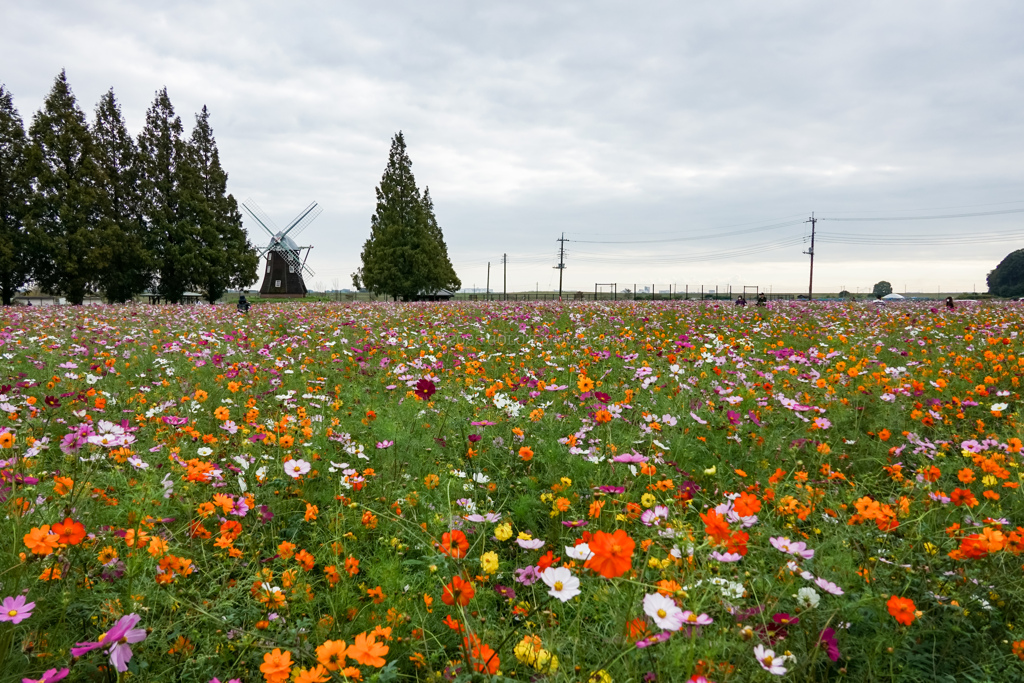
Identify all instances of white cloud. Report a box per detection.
[3,0,1023,293]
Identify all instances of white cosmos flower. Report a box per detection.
[284,459,311,478]
[197,447,213,457]
[642,592,684,631]
[991,403,1009,412]
[540,567,581,602]
[754,644,790,675]
[565,543,594,561]
[794,586,820,609]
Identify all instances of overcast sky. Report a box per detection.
[4,0,1024,294]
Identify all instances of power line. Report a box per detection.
[820,207,1024,222]
[569,219,806,244]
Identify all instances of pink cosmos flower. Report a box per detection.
[680,611,713,626]
[814,577,844,595]
[21,668,69,683]
[515,538,545,550]
[72,613,148,672]
[769,536,814,560]
[1,595,35,624]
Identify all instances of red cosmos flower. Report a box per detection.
[438,530,470,559]
[415,379,436,401]
[951,488,979,508]
[53,518,86,546]
[584,529,635,579]
[887,595,917,625]
[442,576,475,606]
[536,550,561,571]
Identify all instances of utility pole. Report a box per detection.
[502,253,507,301]
[486,262,491,301]
[555,233,567,299]
[804,212,817,301]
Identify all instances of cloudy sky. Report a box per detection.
[4,0,1024,294]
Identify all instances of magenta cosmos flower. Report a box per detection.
[1,595,35,624]
[21,668,69,683]
[71,613,147,672]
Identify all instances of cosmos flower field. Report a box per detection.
[3,300,1024,682]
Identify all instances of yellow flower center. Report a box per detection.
[611,544,621,553]
[8,610,17,617]
[98,633,107,643]
[687,613,698,622]
[763,655,773,665]
[657,609,667,618]
[554,581,563,591]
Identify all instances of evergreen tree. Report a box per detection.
[360,132,459,300]
[182,106,258,303]
[0,84,32,306]
[421,186,460,292]
[26,70,106,305]
[987,249,1024,298]
[138,87,197,304]
[92,88,152,303]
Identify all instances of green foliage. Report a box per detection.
[873,280,893,298]
[360,132,460,300]
[182,106,258,303]
[92,88,153,303]
[138,87,199,304]
[0,83,32,305]
[987,249,1024,298]
[25,70,107,305]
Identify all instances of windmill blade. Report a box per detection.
[280,202,322,240]
[241,199,279,238]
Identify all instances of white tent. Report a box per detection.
[881,293,905,300]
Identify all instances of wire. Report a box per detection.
[820,208,1024,222]
[569,219,806,244]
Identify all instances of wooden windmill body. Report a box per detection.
[241,200,320,298]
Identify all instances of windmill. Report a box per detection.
[241,199,320,298]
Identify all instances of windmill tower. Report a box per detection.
[241,199,320,298]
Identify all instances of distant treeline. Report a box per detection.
[0,70,258,305]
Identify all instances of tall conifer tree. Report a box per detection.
[182,106,258,303]
[0,84,32,305]
[138,88,196,304]
[26,70,105,305]
[360,132,459,300]
[92,88,152,303]
[421,186,460,292]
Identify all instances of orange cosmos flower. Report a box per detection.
[585,529,635,579]
[518,446,534,461]
[295,549,315,571]
[305,503,319,522]
[577,375,595,393]
[316,639,347,671]
[294,665,331,683]
[24,525,59,555]
[344,556,360,576]
[260,648,293,683]
[367,586,386,604]
[277,540,296,560]
[438,530,470,559]
[346,632,389,668]
[214,406,230,420]
[732,492,762,517]
[887,595,917,626]
[699,509,732,545]
[52,518,86,546]
[442,576,475,606]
